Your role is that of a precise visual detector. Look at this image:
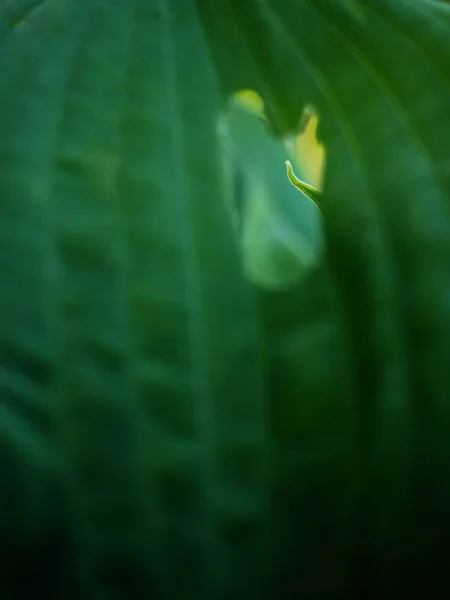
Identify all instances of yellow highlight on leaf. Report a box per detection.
[233,89,326,192]
[234,89,265,116]
[295,113,325,189]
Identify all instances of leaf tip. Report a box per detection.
[284,160,322,206]
[284,159,293,179]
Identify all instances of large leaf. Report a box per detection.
[199,0,450,594]
[1,0,450,598]
[0,3,270,598]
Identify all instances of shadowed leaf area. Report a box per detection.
[1,0,450,598]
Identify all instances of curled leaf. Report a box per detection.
[285,160,322,206]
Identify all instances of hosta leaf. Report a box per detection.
[198,0,450,594]
[1,0,450,598]
[0,1,270,598]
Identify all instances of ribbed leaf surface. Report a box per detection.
[1,1,450,598]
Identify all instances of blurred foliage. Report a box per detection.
[223,93,323,289]
[234,89,325,188]
[1,1,450,599]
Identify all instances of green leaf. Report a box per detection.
[285,159,322,206]
[199,0,450,592]
[0,2,270,597]
[1,0,450,597]
[224,100,323,290]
